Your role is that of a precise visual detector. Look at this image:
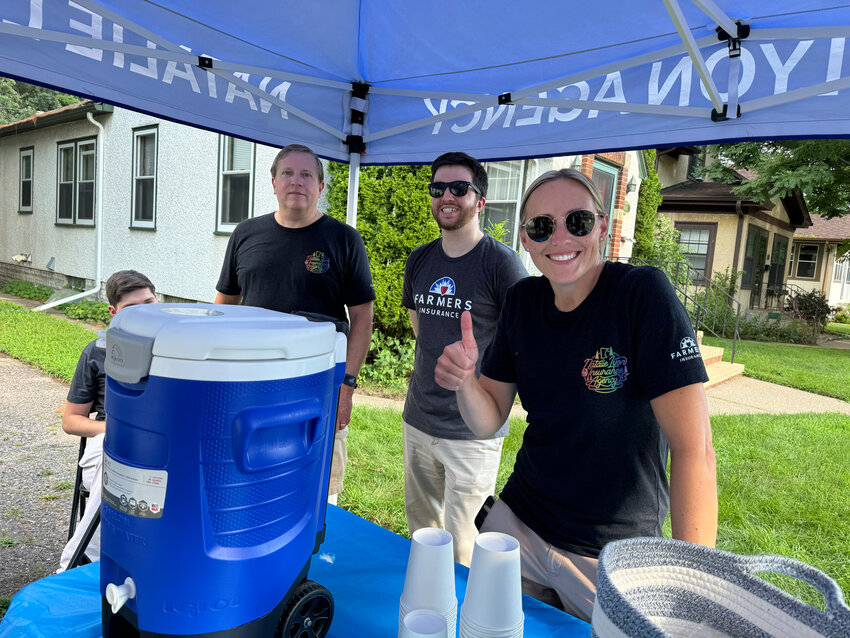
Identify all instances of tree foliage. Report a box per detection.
[0,77,79,124]
[325,162,439,339]
[700,140,850,219]
[632,149,663,261]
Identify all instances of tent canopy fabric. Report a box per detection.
[2,1,850,167]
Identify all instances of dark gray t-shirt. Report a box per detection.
[67,339,106,421]
[402,235,527,440]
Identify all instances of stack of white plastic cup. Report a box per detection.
[399,609,450,638]
[459,532,524,638]
[399,527,458,638]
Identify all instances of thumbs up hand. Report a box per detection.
[435,311,479,391]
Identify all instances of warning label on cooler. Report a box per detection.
[103,455,167,519]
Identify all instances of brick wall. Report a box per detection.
[577,153,631,261]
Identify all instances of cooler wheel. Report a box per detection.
[276,580,334,638]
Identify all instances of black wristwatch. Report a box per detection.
[342,373,358,389]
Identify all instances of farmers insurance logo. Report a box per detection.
[413,277,472,319]
[429,277,455,296]
[670,335,701,362]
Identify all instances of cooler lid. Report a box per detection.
[107,303,339,362]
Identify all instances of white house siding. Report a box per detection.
[0,107,290,303]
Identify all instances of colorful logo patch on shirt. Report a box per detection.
[582,347,629,394]
[304,251,331,274]
[670,335,701,362]
[429,277,455,296]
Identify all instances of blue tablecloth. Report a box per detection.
[0,505,589,637]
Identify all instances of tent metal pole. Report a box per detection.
[690,0,739,38]
[346,153,361,228]
[519,97,711,117]
[663,0,725,114]
[742,74,850,111]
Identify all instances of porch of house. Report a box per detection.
[697,331,745,390]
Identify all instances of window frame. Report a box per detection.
[834,255,845,283]
[674,221,717,281]
[591,160,619,259]
[55,137,97,226]
[793,243,820,280]
[482,159,525,250]
[216,135,256,233]
[131,126,158,229]
[19,147,34,213]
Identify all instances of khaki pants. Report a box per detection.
[480,499,598,622]
[402,420,503,566]
[327,426,348,503]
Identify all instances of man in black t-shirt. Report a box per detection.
[215,144,375,504]
[59,270,158,571]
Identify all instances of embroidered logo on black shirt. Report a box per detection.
[582,347,629,393]
[305,251,331,274]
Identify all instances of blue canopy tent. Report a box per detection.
[2,0,850,224]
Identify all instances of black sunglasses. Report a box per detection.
[428,181,481,198]
[523,209,600,242]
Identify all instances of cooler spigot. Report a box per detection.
[105,576,136,613]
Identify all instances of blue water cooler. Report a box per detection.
[100,304,346,637]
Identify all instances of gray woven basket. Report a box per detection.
[592,537,850,637]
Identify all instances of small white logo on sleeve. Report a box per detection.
[671,336,701,362]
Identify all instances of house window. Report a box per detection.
[834,257,845,282]
[217,136,255,232]
[56,139,96,225]
[795,244,819,279]
[482,160,523,249]
[592,161,618,258]
[19,147,33,213]
[483,158,555,250]
[131,127,157,228]
[741,225,768,290]
[675,222,716,279]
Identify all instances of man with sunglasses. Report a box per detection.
[401,151,527,565]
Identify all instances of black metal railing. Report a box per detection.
[620,257,741,363]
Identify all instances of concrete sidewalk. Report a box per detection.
[705,375,850,416]
[354,374,850,417]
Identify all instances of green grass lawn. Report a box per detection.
[826,322,850,337]
[703,335,850,402]
[344,407,850,608]
[0,300,96,383]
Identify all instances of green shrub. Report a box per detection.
[788,290,835,332]
[483,219,511,245]
[360,331,415,390]
[326,162,438,341]
[690,268,741,338]
[737,315,808,344]
[832,309,850,324]
[632,149,663,261]
[58,299,112,325]
[1,280,53,302]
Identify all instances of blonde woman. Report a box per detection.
[434,169,717,622]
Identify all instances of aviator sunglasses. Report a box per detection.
[523,209,600,242]
[428,181,482,198]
